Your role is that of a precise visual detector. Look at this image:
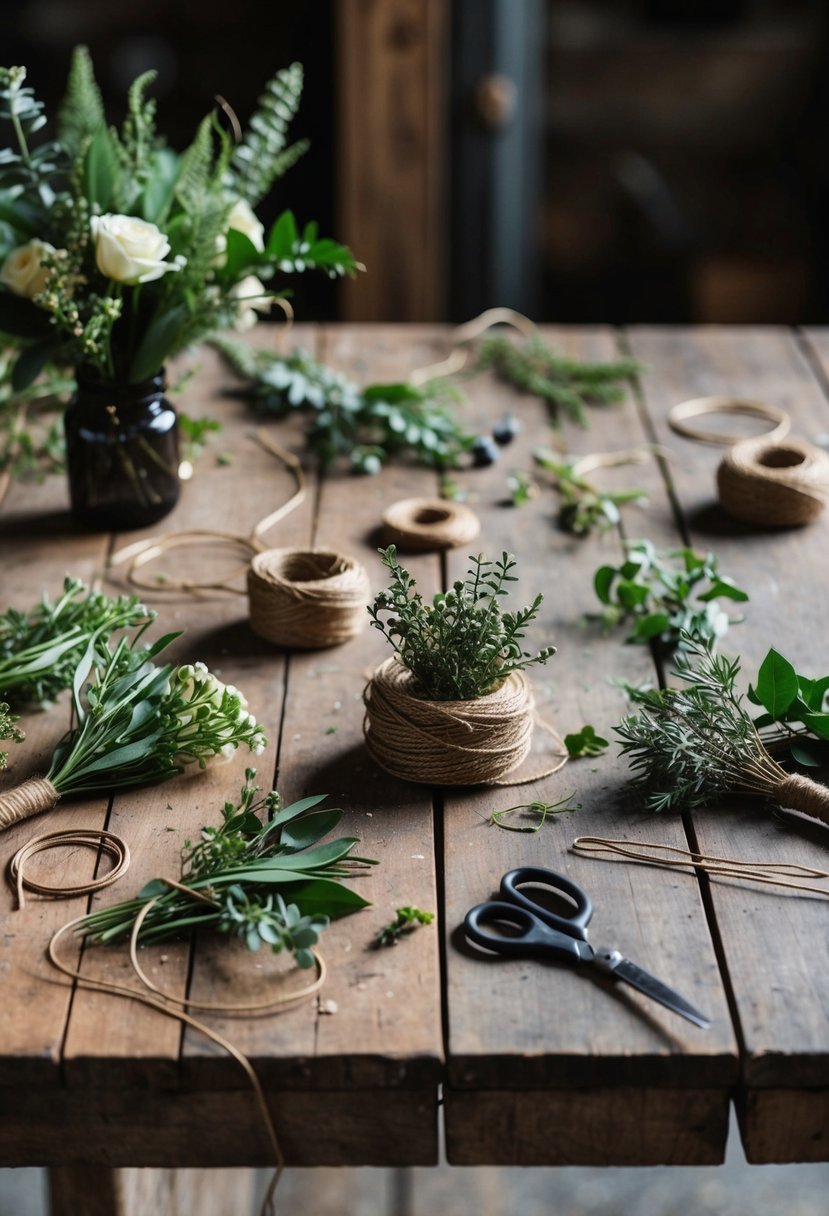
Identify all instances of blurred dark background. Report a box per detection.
[7,0,829,325]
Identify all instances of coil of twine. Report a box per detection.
[717,436,829,527]
[248,548,371,649]
[668,396,790,445]
[381,498,481,552]
[0,776,58,832]
[363,658,537,785]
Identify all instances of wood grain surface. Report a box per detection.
[2,325,829,1180]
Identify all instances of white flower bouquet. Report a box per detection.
[0,631,268,832]
[0,48,360,388]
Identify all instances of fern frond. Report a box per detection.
[228,62,306,206]
[175,114,214,209]
[56,45,105,160]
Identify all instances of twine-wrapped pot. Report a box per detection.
[248,548,370,649]
[363,657,535,785]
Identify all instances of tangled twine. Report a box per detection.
[381,497,481,552]
[667,396,790,446]
[717,435,829,527]
[9,827,129,909]
[248,548,370,649]
[363,658,566,786]
[0,776,58,833]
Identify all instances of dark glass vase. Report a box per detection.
[64,367,181,531]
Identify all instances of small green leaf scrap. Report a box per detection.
[564,725,609,759]
[376,905,435,947]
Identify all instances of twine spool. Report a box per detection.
[668,396,790,446]
[717,436,829,527]
[381,498,481,552]
[363,658,535,785]
[0,776,59,832]
[248,548,370,649]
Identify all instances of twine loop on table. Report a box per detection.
[8,827,130,909]
[363,658,567,786]
[0,775,59,832]
[248,548,371,649]
[668,396,791,446]
[717,435,829,527]
[381,497,481,552]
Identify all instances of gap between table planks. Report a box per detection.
[440,327,737,1168]
[627,325,829,1163]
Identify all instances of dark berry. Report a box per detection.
[471,435,500,467]
[492,414,521,445]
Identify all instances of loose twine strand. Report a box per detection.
[667,396,791,446]
[572,836,829,898]
[43,873,325,1216]
[363,658,567,786]
[9,827,129,909]
[717,435,829,527]
[408,307,540,386]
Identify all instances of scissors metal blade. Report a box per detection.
[593,948,711,1030]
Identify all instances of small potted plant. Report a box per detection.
[364,546,556,785]
[0,50,360,529]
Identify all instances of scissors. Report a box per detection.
[464,866,711,1030]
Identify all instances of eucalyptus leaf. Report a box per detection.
[755,649,798,718]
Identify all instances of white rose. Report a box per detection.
[230,275,271,332]
[0,239,56,298]
[91,214,178,285]
[227,199,265,252]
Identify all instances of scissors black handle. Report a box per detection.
[464,901,592,963]
[500,867,593,941]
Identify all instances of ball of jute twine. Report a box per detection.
[248,548,371,649]
[717,436,829,527]
[381,497,481,552]
[0,776,58,832]
[668,396,790,446]
[363,658,567,786]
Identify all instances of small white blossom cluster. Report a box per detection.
[164,661,267,771]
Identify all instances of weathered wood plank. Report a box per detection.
[3,1085,437,1167]
[445,1086,728,1166]
[440,328,736,1164]
[181,327,444,1111]
[627,325,829,1160]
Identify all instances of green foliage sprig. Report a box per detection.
[376,905,434,947]
[476,334,641,428]
[0,50,360,387]
[214,338,474,474]
[0,576,153,707]
[615,636,829,824]
[489,795,579,832]
[368,545,555,701]
[0,346,74,479]
[748,648,829,767]
[77,768,376,967]
[564,724,609,758]
[533,448,647,536]
[592,540,748,651]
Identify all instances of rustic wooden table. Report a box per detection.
[2,325,829,1213]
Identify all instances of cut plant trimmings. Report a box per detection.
[0,632,267,833]
[77,769,375,967]
[363,547,561,786]
[615,636,829,824]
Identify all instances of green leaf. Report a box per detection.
[72,734,162,777]
[697,580,749,603]
[11,338,60,391]
[271,793,329,826]
[755,649,798,718]
[630,612,669,641]
[594,566,615,605]
[791,743,824,767]
[141,148,181,224]
[802,712,829,741]
[83,126,118,211]
[798,674,829,712]
[292,878,371,918]
[564,724,609,759]
[128,304,189,383]
[266,209,298,259]
[280,808,344,850]
[222,228,260,278]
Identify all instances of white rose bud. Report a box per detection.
[231,275,271,332]
[227,199,265,252]
[0,239,56,298]
[91,214,178,285]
